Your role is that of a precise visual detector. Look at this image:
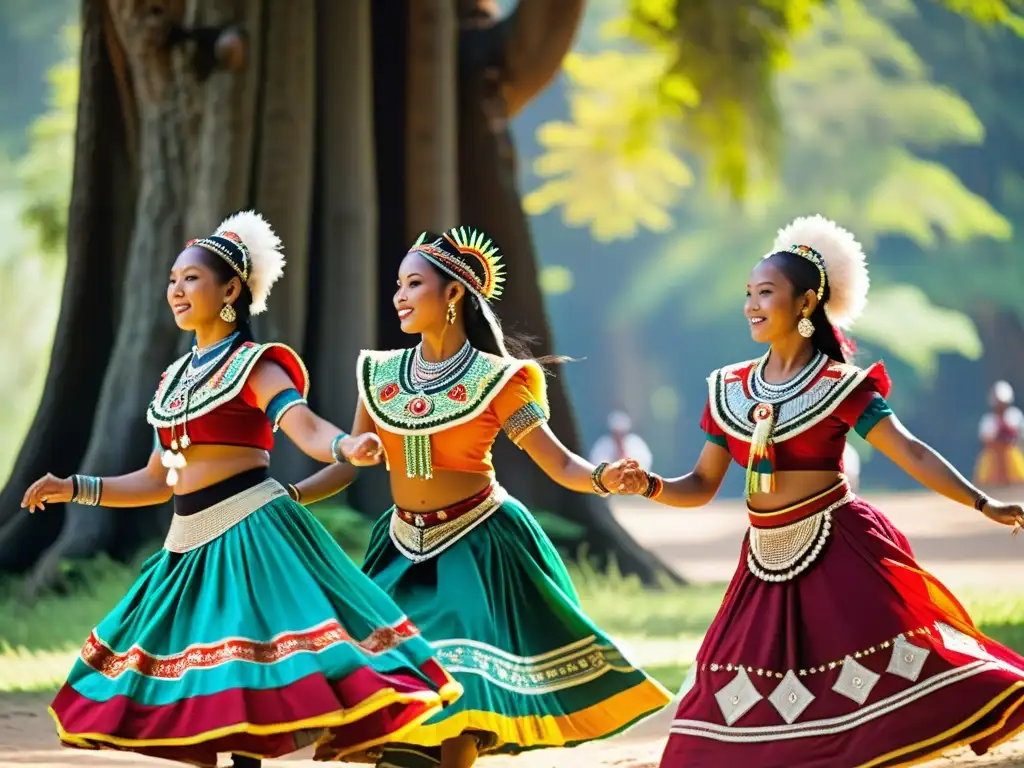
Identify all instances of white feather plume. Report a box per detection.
[770,214,869,329]
[215,210,285,315]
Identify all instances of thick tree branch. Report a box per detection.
[499,0,585,116]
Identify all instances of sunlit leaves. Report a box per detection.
[16,24,77,257]
[853,284,983,376]
[608,0,1005,376]
[523,51,694,241]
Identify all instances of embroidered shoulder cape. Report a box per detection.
[357,347,528,436]
[147,341,309,429]
[706,357,886,446]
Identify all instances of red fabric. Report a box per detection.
[659,497,1024,768]
[702,361,891,472]
[156,344,308,452]
[51,658,453,766]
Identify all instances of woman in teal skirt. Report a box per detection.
[294,228,671,768]
[21,212,461,768]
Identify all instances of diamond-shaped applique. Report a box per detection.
[678,664,698,700]
[714,667,763,725]
[886,636,930,682]
[832,656,880,705]
[768,670,815,724]
[936,622,991,661]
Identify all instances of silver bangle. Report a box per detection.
[72,474,103,506]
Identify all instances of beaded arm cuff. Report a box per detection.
[71,475,103,506]
[266,388,307,432]
[503,401,547,445]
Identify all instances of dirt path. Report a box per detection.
[4,490,1024,766]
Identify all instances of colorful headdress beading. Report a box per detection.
[767,214,869,329]
[185,210,285,315]
[410,226,505,302]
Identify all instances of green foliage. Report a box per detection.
[595,0,1006,376]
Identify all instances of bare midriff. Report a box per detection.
[167,444,271,495]
[746,470,847,512]
[389,468,493,512]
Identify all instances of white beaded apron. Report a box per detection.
[164,478,287,553]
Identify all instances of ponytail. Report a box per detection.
[807,302,847,363]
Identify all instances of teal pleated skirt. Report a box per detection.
[50,490,461,767]
[360,491,671,764]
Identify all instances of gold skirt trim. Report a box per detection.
[163,478,287,553]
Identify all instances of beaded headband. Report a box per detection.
[410,226,505,301]
[185,231,250,283]
[785,244,826,301]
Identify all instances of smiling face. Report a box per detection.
[394,252,464,335]
[167,247,241,331]
[745,258,814,344]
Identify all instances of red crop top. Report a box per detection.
[147,342,309,451]
[701,357,892,473]
[358,348,549,478]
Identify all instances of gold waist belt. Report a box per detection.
[163,478,287,553]
[389,484,508,563]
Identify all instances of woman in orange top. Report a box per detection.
[295,228,670,768]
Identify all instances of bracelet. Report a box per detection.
[591,462,611,497]
[71,474,103,506]
[286,483,302,503]
[330,432,349,464]
[975,493,990,512]
[642,472,664,500]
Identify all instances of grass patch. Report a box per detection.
[3,535,1024,698]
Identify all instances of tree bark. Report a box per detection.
[249,0,318,483]
[307,0,385,509]
[406,0,459,236]
[0,0,134,573]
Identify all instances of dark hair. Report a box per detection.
[193,249,256,343]
[766,251,847,363]
[419,259,569,367]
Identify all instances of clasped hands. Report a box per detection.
[600,458,650,496]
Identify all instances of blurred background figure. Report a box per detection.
[974,381,1024,489]
[589,410,653,471]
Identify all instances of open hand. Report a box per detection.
[21,473,72,514]
[342,433,385,466]
[981,499,1024,535]
[601,459,647,495]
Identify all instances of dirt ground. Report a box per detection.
[4,490,1024,767]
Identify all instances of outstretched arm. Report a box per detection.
[249,360,381,465]
[517,425,644,495]
[291,463,358,506]
[22,447,172,513]
[867,414,1024,528]
[648,442,732,508]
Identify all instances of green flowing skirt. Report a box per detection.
[50,494,461,767]
[359,494,670,763]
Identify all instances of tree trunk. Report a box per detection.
[406,0,459,236]
[0,0,134,573]
[249,0,319,483]
[308,0,384,510]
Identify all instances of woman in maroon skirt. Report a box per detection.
[637,214,1024,767]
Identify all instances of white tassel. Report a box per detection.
[161,450,187,486]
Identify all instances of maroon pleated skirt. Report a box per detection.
[660,481,1024,768]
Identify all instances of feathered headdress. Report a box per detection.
[769,214,869,329]
[185,210,285,315]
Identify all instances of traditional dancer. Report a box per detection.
[635,215,1024,767]
[297,228,671,767]
[974,380,1024,488]
[22,212,461,768]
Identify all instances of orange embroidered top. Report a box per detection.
[357,348,549,477]
[147,342,309,451]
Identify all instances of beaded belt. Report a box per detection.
[390,484,507,563]
[164,478,287,553]
[746,479,853,583]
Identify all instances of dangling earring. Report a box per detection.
[797,311,814,338]
[220,303,237,323]
[446,301,457,325]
